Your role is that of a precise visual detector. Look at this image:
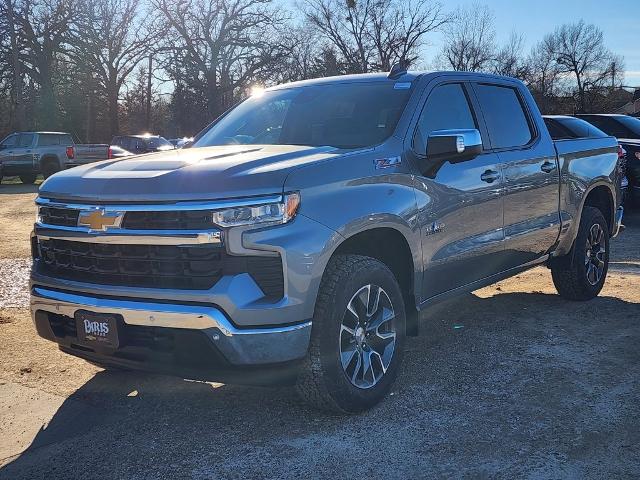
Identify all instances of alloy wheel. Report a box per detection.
[339,284,397,389]
[584,223,606,286]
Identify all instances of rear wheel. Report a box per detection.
[19,174,37,184]
[296,254,406,413]
[551,206,610,300]
[41,160,60,179]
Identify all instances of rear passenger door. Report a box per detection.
[410,81,506,299]
[472,82,560,267]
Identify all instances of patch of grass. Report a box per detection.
[0,176,44,186]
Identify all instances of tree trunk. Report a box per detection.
[6,0,25,130]
[205,70,221,118]
[39,73,58,129]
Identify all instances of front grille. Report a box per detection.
[35,239,284,297]
[122,210,215,230]
[39,206,80,227]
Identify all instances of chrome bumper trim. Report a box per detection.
[612,205,624,238]
[35,226,222,245]
[31,287,311,365]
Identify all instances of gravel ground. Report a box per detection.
[0,209,638,479]
[0,259,31,308]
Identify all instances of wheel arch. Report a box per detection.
[328,226,420,336]
[582,183,615,234]
[39,154,62,171]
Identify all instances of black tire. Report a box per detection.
[551,206,610,301]
[41,160,60,179]
[19,174,37,184]
[296,254,406,413]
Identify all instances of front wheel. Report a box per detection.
[19,174,37,184]
[296,254,406,413]
[551,206,610,301]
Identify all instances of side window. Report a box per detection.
[18,133,35,148]
[413,83,477,154]
[37,134,61,146]
[1,134,18,148]
[474,84,533,149]
[607,119,632,138]
[544,119,572,140]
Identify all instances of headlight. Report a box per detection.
[211,192,300,227]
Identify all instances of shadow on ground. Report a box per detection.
[2,290,639,479]
[0,183,40,195]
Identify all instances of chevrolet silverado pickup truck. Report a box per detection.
[0,131,108,183]
[30,69,624,413]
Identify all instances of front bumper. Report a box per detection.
[31,286,311,369]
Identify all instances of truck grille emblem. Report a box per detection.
[77,209,123,231]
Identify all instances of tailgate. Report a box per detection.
[74,144,109,163]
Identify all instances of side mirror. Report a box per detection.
[418,129,483,178]
[426,129,482,163]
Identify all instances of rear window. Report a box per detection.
[38,134,73,146]
[544,118,607,140]
[474,84,533,149]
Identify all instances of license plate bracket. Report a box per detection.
[75,310,121,349]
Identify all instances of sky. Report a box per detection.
[289,0,640,87]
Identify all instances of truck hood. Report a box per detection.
[39,144,341,202]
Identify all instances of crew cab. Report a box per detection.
[0,132,108,183]
[30,69,624,412]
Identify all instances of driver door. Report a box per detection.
[0,134,18,168]
[410,82,506,299]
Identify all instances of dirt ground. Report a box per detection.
[0,185,638,479]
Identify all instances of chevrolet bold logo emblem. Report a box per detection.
[77,209,123,231]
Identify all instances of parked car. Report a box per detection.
[110,134,175,155]
[544,115,628,200]
[107,145,134,160]
[575,114,640,204]
[168,137,194,148]
[31,69,623,412]
[0,132,109,183]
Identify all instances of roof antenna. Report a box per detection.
[388,59,408,79]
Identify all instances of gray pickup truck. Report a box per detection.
[0,131,108,183]
[30,69,624,412]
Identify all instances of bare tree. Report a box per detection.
[73,0,162,137]
[154,0,289,118]
[9,0,77,127]
[547,21,618,113]
[369,0,447,71]
[0,0,27,129]
[439,3,495,72]
[492,32,529,79]
[303,0,446,74]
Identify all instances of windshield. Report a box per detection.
[193,82,412,149]
[616,116,640,137]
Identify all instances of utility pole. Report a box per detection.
[146,54,152,131]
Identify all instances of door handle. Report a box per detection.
[541,161,557,173]
[480,169,500,183]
